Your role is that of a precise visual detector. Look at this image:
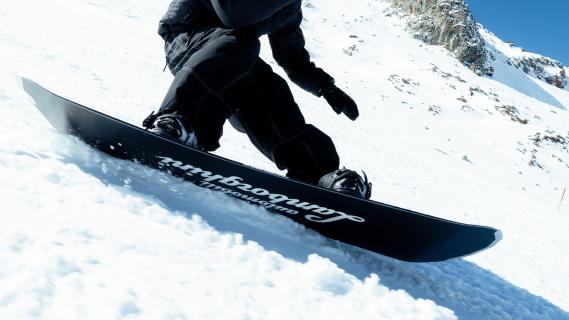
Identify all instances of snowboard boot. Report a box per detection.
[142,111,204,150]
[318,168,372,199]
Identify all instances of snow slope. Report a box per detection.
[1,0,569,319]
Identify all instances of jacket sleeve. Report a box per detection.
[159,0,205,39]
[200,0,297,27]
[268,19,335,97]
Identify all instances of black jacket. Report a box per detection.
[158,0,334,96]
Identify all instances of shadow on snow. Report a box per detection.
[61,139,568,320]
[486,44,566,110]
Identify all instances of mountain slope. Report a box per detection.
[1,0,568,319]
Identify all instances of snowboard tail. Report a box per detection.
[21,77,501,262]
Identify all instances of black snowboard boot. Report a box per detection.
[318,168,372,199]
[142,111,204,150]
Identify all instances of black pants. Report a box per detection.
[160,26,339,183]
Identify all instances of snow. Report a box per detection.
[1,0,569,319]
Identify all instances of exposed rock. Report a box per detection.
[529,153,543,169]
[428,105,441,115]
[530,131,568,149]
[388,74,420,94]
[509,56,567,89]
[390,0,493,76]
[527,130,569,169]
[343,44,358,56]
[389,1,567,90]
[469,86,487,96]
[495,105,528,124]
[430,65,467,82]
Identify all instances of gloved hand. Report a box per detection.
[322,85,359,121]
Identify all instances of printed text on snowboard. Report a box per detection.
[157,156,365,224]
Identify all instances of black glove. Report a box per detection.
[322,85,359,121]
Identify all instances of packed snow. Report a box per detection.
[1,0,569,319]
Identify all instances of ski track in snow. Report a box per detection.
[1,0,569,319]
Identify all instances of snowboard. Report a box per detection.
[21,77,501,262]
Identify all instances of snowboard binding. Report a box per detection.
[318,168,372,199]
[143,111,204,151]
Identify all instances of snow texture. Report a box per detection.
[1,0,569,319]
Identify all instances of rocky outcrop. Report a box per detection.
[390,0,493,76]
[508,55,567,89]
[390,0,568,89]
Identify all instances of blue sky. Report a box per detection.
[466,1,569,65]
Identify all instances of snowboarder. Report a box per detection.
[143,0,372,199]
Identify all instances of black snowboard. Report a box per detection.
[21,77,501,262]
